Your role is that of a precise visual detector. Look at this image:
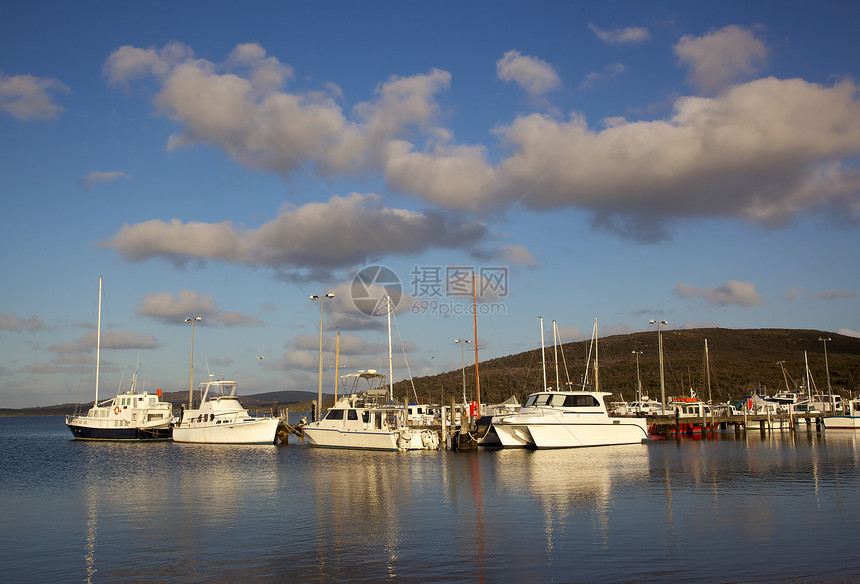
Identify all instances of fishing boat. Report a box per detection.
[66,277,173,441]
[301,296,439,451]
[302,370,439,451]
[483,317,648,449]
[823,396,860,429]
[172,378,283,444]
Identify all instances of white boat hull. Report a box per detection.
[303,425,438,451]
[491,414,649,449]
[823,416,860,430]
[172,417,281,444]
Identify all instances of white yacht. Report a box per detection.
[172,378,283,444]
[302,370,440,451]
[823,396,860,429]
[66,277,173,441]
[483,390,649,448]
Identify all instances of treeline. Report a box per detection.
[394,328,860,405]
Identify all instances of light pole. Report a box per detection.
[454,339,470,403]
[632,350,643,402]
[649,320,668,410]
[819,336,833,411]
[184,316,202,409]
[311,293,335,421]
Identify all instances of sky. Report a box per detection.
[2,1,859,408]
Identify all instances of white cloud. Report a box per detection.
[838,328,860,338]
[78,171,130,189]
[0,313,44,332]
[814,290,855,300]
[0,73,69,120]
[49,330,161,355]
[496,50,561,97]
[674,25,768,94]
[106,42,860,245]
[675,280,763,306]
[136,290,262,326]
[588,24,651,45]
[580,62,627,90]
[106,193,487,277]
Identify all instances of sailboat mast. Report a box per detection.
[334,331,340,402]
[539,316,547,391]
[552,320,560,390]
[95,276,102,406]
[705,339,712,403]
[387,295,393,403]
[594,318,599,392]
[472,274,480,408]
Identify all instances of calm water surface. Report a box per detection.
[1,416,858,583]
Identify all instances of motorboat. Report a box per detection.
[172,378,283,444]
[823,396,860,429]
[483,389,649,448]
[66,277,172,441]
[302,370,440,451]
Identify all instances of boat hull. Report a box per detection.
[303,425,439,451]
[490,416,649,449]
[172,417,281,444]
[823,416,860,430]
[66,421,171,441]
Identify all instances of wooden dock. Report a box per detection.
[644,411,825,437]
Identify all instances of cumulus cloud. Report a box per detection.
[106,42,860,245]
[136,290,263,327]
[580,62,627,90]
[496,50,561,97]
[0,73,69,120]
[0,313,44,332]
[675,280,763,306]
[674,25,768,94]
[78,171,130,189]
[105,193,487,277]
[49,330,161,355]
[588,24,651,44]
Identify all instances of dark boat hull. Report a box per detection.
[66,424,172,441]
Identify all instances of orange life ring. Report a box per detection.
[114,406,121,415]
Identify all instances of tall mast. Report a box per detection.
[552,320,560,390]
[472,274,480,408]
[705,339,712,404]
[94,276,102,406]
[539,316,547,391]
[387,295,393,403]
[594,318,599,392]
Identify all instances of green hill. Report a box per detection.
[392,328,860,405]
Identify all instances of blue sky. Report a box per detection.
[2,1,859,408]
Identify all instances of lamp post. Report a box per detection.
[454,339,470,403]
[184,316,202,409]
[819,336,833,411]
[632,350,643,402]
[649,320,668,410]
[311,293,335,421]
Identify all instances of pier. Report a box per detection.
[644,411,825,437]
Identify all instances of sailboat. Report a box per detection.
[65,277,173,440]
[301,296,439,451]
[482,317,649,448]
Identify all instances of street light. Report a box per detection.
[649,319,668,409]
[454,339,470,403]
[632,350,643,402]
[184,316,202,409]
[820,336,833,411]
[311,293,335,422]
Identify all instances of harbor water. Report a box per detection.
[1,416,859,583]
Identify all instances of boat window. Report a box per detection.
[347,410,358,421]
[563,395,600,407]
[362,411,369,423]
[549,394,566,407]
[326,409,344,420]
[524,395,538,407]
[534,394,551,406]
